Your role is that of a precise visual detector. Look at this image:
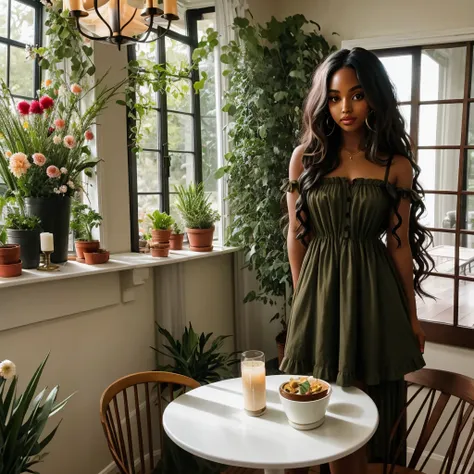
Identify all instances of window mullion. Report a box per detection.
[159,36,170,214]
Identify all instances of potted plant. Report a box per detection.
[147,210,174,258]
[174,183,220,252]
[169,222,184,250]
[3,201,41,269]
[0,355,73,474]
[70,200,103,261]
[0,197,22,278]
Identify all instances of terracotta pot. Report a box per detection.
[0,261,22,278]
[186,227,214,252]
[75,240,100,259]
[84,250,110,265]
[169,233,184,250]
[151,246,169,257]
[276,330,287,366]
[151,229,171,244]
[0,244,21,265]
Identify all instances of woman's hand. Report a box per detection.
[411,319,426,354]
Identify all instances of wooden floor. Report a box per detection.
[224,467,320,473]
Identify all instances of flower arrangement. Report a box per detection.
[0,76,123,199]
[0,355,73,474]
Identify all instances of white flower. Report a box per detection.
[59,185,68,193]
[60,167,68,174]
[53,135,62,145]
[67,180,75,189]
[53,187,60,194]
[0,360,16,380]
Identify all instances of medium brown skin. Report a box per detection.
[286,67,425,474]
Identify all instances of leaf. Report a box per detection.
[274,91,288,102]
[299,381,311,395]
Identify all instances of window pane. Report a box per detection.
[416,275,453,323]
[459,237,474,276]
[138,194,162,228]
[459,281,474,328]
[202,117,217,188]
[0,0,7,37]
[421,47,466,101]
[0,43,6,82]
[168,112,193,151]
[471,47,474,98]
[465,150,474,191]
[9,46,34,97]
[418,149,459,191]
[429,232,457,275]
[136,41,157,63]
[10,1,35,44]
[165,37,190,70]
[169,192,185,229]
[418,104,463,146]
[468,103,474,145]
[399,105,411,135]
[137,151,161,192]
[169,152,194,190]
[167,78,192,113]
[139,110,159,150]
[462,195,474,231]
[421,193,457,229]
[379,55,412,102]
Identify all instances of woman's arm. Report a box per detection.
[386,156,426,354]
[287,146,308,289]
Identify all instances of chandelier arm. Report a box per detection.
[94,0,114,37]
[119,7,139,35]
[74,16,112,41]
[140,20,172,42]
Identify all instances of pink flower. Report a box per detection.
[60,167,68,174]
[59,185,68,193]
[8,152,31,177]
[63,135,76,149]
[84,129,94,141]
[46,165,61,178]
[67,180,75,189]
[70,83,82,95]
[39,95,54,110]
[29,100,43,115]
[32,153,46,166]
[5,151,12,158]
[54,118,65,130]
[17,101,30,115]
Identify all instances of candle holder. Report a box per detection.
[37,251,60,272]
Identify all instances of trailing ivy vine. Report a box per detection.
[219,14,336,335]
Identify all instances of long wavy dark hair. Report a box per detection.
[295,47,434,298]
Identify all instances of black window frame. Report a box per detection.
[127,6,215,252]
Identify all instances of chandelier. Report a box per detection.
[65,0,179,49]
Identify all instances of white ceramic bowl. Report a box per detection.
[279,381,332,430]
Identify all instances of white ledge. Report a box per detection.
[0,246,239,290]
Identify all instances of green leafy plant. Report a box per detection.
[4,210,41,231]
[174,183,220,230]
[0,355,73,474]
[171,222,183,235]
[217,14,336,334]
[152,323,239,386]
[147,210,174,230]
[70,201,103,241]
[142,231,152,242]
[0,195,13,246]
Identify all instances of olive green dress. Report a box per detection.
[280,163,425,463]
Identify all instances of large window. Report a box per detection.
[128,7,220,251]
[377,43,474,348]
[0,0,42,194]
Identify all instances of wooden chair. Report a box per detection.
[369,368,474,474]
[100,371,200,474]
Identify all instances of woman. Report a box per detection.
[281,47,433,474]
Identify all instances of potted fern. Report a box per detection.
[174,183,220,252]
[169,222,184,250]
[70,200,103,261]
[147,210,174,257]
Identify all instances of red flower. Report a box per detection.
[17,101,30,115]
[39,95,54,110]
[29,100,43,115]
[48,127,55,136]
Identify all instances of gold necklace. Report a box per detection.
[342,148,365,161]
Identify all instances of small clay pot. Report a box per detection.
[0,260,22,278]
[151,246,169,257]
[169,233,184,250]
[75,240,100,259]
[84,249,110,265]
[151,229,171,244]
[186,227,214,252]
[0,244,21,265]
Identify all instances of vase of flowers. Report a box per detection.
[0,77,123,263]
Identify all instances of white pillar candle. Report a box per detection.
[40,233,54,252]
[241,360,266,414]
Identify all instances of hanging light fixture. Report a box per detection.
[65,0,179,49]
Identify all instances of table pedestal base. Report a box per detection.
[264,469,285,474]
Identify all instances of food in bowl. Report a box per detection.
[279,376,332,430]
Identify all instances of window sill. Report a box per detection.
[0,246,239,290]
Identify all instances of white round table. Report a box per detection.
[163,374,379,474]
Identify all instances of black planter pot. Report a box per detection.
[6,229,40,269]
[25,196,71,264]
